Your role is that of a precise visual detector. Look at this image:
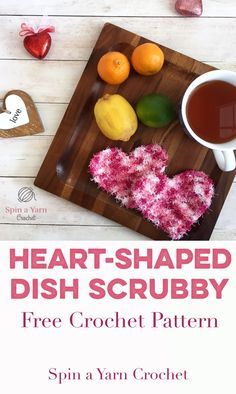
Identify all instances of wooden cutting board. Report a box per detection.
[35,23,235,240]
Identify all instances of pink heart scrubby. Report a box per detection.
[89,144,168,208]
[132,170,214,240]
[89,144,214,239]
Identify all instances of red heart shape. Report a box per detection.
[89,144,214,239]
[175,0,203,16]
[24,32,51,59]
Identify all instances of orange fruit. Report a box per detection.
[97,51,130,85]
[131,43,164,76]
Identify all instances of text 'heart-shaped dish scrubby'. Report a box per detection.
[89,144,214,240]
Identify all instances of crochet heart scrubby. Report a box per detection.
[89,145,168,208]
[89,144,214,239]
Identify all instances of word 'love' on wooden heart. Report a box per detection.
[0,90,44,138]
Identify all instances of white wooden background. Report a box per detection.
[0,0,235,240]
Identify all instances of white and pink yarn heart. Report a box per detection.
[89,144,214,239]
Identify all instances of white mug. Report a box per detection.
[181,70,236,171]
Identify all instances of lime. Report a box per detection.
[136,93,175,128]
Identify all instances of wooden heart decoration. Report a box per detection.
[0,90,44,138]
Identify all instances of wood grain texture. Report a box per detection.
[0,2,235,241]
[35,23,236,240]
[0,177,112,226]
[0,62,235,130]
[0,223,235,241]
[0,90,44,138]
[1,61,235,105]
[0,176,235,229]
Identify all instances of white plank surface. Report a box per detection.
[0,136,53,177]
[0,224,235,241]
[0,224,147,240]
[0,61,235,103]
[2,0,236,17]
[0,178,115,226]
[0,0,235,240]
[0,61,84,102]
[1,16,236,61]
[0,176,235,229]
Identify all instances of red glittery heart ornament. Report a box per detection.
[19,23,55,59]
[175,0,203,17]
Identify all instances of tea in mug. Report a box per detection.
[186,80,236,143]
